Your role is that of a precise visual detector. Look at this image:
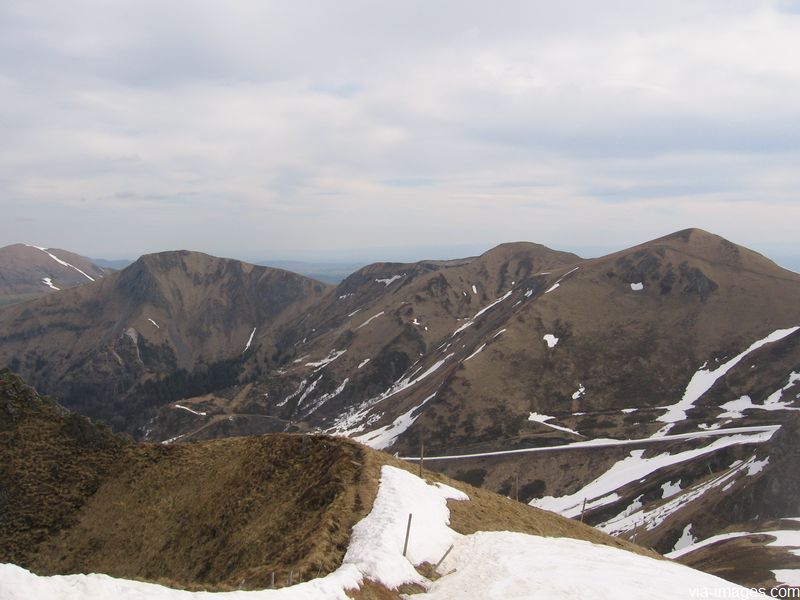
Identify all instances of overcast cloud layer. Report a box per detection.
[1,1,799,266]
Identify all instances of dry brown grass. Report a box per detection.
[0,370,127,566]
[347,579,403,600]
[32,434,378,591]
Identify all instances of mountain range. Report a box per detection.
[1,228,798,590]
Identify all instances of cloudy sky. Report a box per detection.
[2,1,799,266]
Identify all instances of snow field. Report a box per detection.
[417,531,765,600]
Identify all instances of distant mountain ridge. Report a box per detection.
[0,244,107,305]
[2,228,800,588]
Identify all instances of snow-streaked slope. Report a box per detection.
[26,245,96,282]
[0,465,766,599]
[355,393,437,450]
[668,528,800,560]
[655,326,800,436]
[531,428,778,518]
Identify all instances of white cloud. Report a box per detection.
[1,1,799,264]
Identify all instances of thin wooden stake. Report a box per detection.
[419,439,424,478]
[403,513,413,557]
[289,570,293,586]
[435,544,454,570]
[271,572,275,588]
[515,472,519,502]
[580,498,587,523]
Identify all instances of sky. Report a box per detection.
[1,1,799,267]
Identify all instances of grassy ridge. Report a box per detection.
[0,369,377,590]
[0,369,126,565]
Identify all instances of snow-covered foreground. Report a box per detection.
[418,532,767,600]
[0,466,765,599]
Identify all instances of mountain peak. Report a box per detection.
[635,228,793,276]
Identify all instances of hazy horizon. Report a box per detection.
[2,1,799,270]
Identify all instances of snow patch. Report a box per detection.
[27,245,96,282]
[41,277,60,290]
[543,334,559,348]
[528,413,583,437]
[300,378,349,417]
[357,312,384,329]
[147,318,160,329]
[661,480,682,499]
[746,457,769,476]
[572,384,585,400]
[630,282,644,291]
[673,524,697,552]
[356,393,437,450]
[305,349,346,371]
[278,378,308,407]
[243,327,256,352]
[451,291,512,337]
[357,358,370,369]
[773,570,800,587]
[464,344,486,362]
[544,266,580,295]
[375,274,404,286]
[343,466,467,589]
[174,404,207,417]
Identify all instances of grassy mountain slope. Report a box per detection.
[1,369,656,594]
[0,251,329,434]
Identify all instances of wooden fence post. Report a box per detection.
[403,513,413,557]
